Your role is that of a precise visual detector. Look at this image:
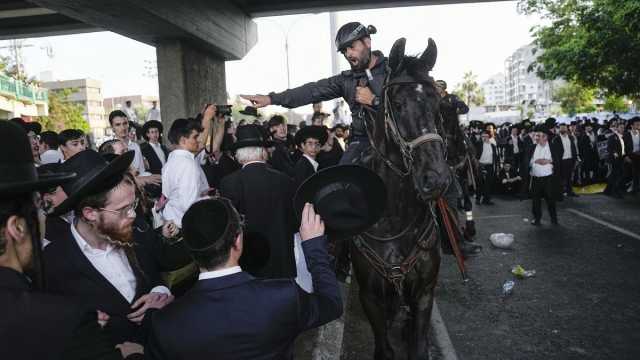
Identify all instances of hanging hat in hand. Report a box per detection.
[239,106,260,118]
[52,149,134,215]
[0,121,75,197]
[294,165,386,237]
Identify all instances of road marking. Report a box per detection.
[431,300,459,360]
[567,209,640,241]
[475,214,522,220]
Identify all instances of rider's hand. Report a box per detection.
[355,86,375,106]
[241,95,271,108]
[300,203,325,242]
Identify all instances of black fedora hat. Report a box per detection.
[239,106,260,118]
[52,149,134,215]
[0,121,75,196]
[142,120,163,137]
[230,124,274,151]
[544,117,557,128]
[10,117,42,135]
[294,165,387,237]
[294,125,328,146]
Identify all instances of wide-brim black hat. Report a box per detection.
[469,120,484,129]
[545,117,557,128]
[142,120,163,135]
[10,118,42,135]
[230,124,274,151]
[294,125,328,146]
[239,106,260,118]
[52,149,134,215]
[294,165,387,237]
[0,121,75,196]
[534,124,553,137]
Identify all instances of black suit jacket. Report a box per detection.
[220,162,297,278]
[608,133,626,161]
[474,142,499,174]
[505,135,524,161]
[141,142,169,175]
[43,221,169,346]
[269,139,296,178]
[146,236,342,360]
[45,215,71,243]
[551,134,578,161]
[294,156,317,188]
[0,267,141,360]
[578,133,599,166]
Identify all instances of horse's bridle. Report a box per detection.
[364,75,446,178]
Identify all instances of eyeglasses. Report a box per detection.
[99,198,139,218]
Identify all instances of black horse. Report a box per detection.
[352,38,450,360]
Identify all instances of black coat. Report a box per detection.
[505,135,524,161]
[318,141,344,170]
[43,222,169,346]
[141,142,169,175]
[551,134,578,161]
[201,152,241,189]
[269,139,296,178]
[219,162,297,279]
[474,142,499,174]
[45,215,71,243]
[294,156,317,189]
[146,236,342,360]
[0,267,141,360]
[607,133,626,161]
[578,133,599,167]
[269,51,387,137]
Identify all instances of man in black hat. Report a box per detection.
[219,124,297,278]
[552,123,579,197]
[623,117,640,194]
[474,130,499,205]
[147,199,342,359]
[0,121,144,359]
[241,22,384,166]
[605,121,628,198]
[523,126,561,225]
[294,125,328,188]
[436,79,469,122]
[43,149,175,346]
[140,120,169,175]
[268,114,296,177]
[578,122,599,185]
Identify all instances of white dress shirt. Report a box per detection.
[303,154,319,172]
[146,108,161,121]
[511,135,519,154]
[198,266,242,280]
[479,143,494,165]
[125,140,151,176]
[162,149,209,227]
[70,223,169,302]
[530,143,553,177]
[148,141,166,166]
[40,149,63,164]
[560,134,573,159]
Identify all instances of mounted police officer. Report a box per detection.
[242,22,385,165]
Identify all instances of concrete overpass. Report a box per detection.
[0,0,505,129]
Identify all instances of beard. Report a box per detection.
[96,215,135,248]
[348,47,372,71]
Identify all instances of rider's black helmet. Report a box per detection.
[335,22,377,53]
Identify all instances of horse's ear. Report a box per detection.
[388,38,406,74]
[419,38,437,71]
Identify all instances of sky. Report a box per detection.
[8,1,542,114]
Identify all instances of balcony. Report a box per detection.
[0,73,48,104]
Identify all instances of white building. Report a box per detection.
[481,73,506,112]
[504,44,564,114]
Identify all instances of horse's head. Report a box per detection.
[380,37,450,200]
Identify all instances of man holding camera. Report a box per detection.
[242,22,384,165]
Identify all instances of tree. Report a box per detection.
[453,71,485,107]
[40,89,89,132]
[553,81,596,116]
[603,95,629,113]
[519,0,640,97]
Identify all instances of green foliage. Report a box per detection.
[40,89,89,132]
[553,81,596,116]
[134,105,147,123]
[453,71,485,107]
[603,95,629,113]
[519,0,640,97]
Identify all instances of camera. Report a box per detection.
[215,105,233,117]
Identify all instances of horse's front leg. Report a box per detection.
[408,289,435,360]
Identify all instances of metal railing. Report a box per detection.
[0,73,48,103]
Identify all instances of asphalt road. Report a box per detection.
[436,193,640,360]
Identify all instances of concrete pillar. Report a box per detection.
[156,40,227,137]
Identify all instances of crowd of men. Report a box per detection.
[465,115,640,224]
